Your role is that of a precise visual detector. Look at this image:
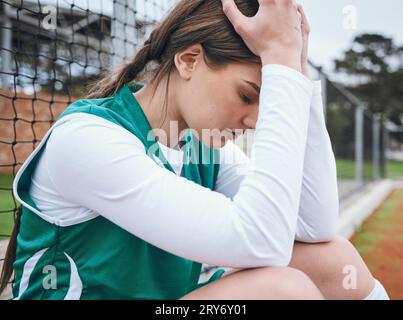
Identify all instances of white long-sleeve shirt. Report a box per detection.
[27,64,339,269]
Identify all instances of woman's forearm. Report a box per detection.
[295,80,339,242]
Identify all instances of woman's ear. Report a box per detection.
[174,44,204,80]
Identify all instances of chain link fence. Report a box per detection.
[0,0,177,238]
[0,0,177,299]
[324,74,402,198]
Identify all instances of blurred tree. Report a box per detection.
[333,34,403,126]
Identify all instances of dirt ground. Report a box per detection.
[350,188,403,300]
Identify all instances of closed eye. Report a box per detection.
[240,92,253,105]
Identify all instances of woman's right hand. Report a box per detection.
[221,0,303,72]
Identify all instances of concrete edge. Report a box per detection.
[337,179,400,239]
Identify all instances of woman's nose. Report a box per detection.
[242,115,257,130]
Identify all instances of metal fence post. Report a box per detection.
[320,73,328,123]
[383,126,389,178]
[355,104,364,185]
[372,114,381,180]
[1,4,13,88]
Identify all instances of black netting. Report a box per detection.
[0,0,176,289]
[325,79,357,196]
[323,78,388,197]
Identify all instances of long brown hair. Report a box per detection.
[85,0,260,126]
[0,205,22,296]
[86,0,260,99]
[0,0,259,297]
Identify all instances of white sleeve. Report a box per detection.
[215,80,339,243]
[294,80,339,242]
[214,139,251,199]
[45,64,313,268]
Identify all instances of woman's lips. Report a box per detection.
[223,128,237,140]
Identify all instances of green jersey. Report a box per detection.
[12,82,225,299]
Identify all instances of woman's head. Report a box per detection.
[86,0,261,148]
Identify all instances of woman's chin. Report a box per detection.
[198,130,236,149]
[211,135,234,149]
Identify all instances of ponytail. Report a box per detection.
[85,42,153,99]
[85,0,208,99]
[0,205,22,296]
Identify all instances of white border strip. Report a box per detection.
[337,179,400,239]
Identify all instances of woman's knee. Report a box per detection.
[181,266,324,300]
[325,235,357,254]
[290,236,375,299]
[292,235,364,269]
[266,266,324,299]
[226,266,325,299]
[324,236,376,294]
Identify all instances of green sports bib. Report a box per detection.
[12,82,225,299]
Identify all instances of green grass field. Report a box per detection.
[336,159,403,180]
[387,160,403,178]
[350,189,403,299]
[336,159,372,180]
[0,174,17,239]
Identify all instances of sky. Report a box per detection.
[299,0,403,76]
